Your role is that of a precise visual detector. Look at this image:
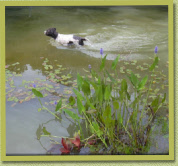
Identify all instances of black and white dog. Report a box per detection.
[44,28,88,46]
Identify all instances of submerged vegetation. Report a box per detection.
[29,47,169,155]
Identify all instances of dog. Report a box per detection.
[44,28,88,46]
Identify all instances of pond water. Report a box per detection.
[5,6,169,155]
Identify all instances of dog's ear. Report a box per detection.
[54,28,56,31]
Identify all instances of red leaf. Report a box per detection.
[72,137,80,148]
[61,138,68,150]
[60,148,70,154]
[88,140,96,145]
[61,138,71,151]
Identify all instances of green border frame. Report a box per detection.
[0,0,174,161]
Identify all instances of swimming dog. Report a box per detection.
[44,28,88,46]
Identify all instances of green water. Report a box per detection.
[5,6,169,155]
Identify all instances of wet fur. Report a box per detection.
[44,28,87,46]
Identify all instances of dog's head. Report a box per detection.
[44,28,58,39]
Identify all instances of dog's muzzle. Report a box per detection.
[44,31,46,35]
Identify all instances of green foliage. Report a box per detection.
[104,85,112,101]
[103,105,111,118]
[32,88,43,98]
[63,109,81,120]
[73,88,84,101]
[128,73,148,91]
[90,122,103,137]
[77,73,83,91]
[33,53,168,155]
[43,127,51,135]
[151,95,160,113]
[121,79,127,92]
[149,56,159,71]
[138,75,148,91]
[81,80,90,96]
[55,99,62,112]
[162,93,166,103]
[69,96,75,106]
[128,72,139,89]
[100,54,107,71]
[113,100,119,110]
[77,98,85,114]
[112,55,120,70]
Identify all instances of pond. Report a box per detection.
[5,6,169,155]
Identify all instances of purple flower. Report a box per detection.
[88,64,91,73]
[33,84,36,88]
[54,101,57,105]
[154,46,158,54]
[100,48,103,55]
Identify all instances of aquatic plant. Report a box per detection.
[100,48,103,55]
[60,138,72,154]
[42,58,73,86]
[88,64,91,73]
[154,46,158,54]
[32,47,168,155]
